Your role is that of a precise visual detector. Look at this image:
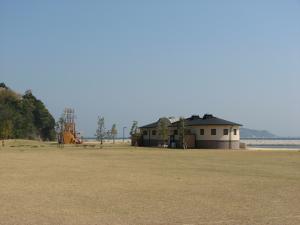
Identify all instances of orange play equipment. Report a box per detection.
[61,108,82,144]
[63,131,76,144]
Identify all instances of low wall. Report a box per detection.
[141,138,240,149]
[196,140,240,149]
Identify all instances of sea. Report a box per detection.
[241,138,300,150]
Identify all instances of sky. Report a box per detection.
[1,0,300,137]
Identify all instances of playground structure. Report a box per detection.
[61,108,82,144]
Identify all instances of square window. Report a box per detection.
[211,129,216,135]
[234,129,237,135]
[152,130,156,135]
[200,129,204,135]
[223,129,229,135]
[143,130,148,135]
[174,130,178,135]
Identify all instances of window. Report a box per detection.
[152,130,156,136]
[211,129,216,135]
[223,129,229,135]
[200,129,204,135]
[143,130,148,135]
[234,129,237,135]
[174,130,178,135]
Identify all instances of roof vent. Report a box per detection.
[168,117,179,123]
[203,114,214,120]
[190,115,200,120]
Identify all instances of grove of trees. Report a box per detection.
[0,83,56,142]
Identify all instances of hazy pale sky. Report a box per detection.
[1,0,300,137]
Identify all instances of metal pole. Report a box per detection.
[123,126,127,142]
[229,126,233,149]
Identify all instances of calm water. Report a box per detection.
[241,139,300,150]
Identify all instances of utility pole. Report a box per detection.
[123,126,127,142]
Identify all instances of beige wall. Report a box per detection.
[191,125,240,141]
[142,125,240,141]
[141,128,168,140]
[169,125,240,141]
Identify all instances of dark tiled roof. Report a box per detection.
[140,117,174,129]
[171,115,242,127]
[141,114,242,129]
[140,121,159,129]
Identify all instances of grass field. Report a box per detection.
[0,140,300,225]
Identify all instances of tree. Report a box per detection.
[106,130,112,140]
[177,117,186,149]
[55,115,65,147]
[111,124,118,144]
[23,91,55,140]
[158,119,169,146]
[130,121,140,146]
[130,121,139,137]
[95,116,105,147]
[0,120,13,146]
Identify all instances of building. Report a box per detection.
[139,114,242,149]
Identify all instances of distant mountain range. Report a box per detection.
[240,128,277,139]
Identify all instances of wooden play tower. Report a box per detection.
[62,108,82,144]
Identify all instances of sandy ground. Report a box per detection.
[0,140,300,225]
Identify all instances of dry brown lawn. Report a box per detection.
[0,140,300,225]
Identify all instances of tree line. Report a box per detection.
[0,83,56,143]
